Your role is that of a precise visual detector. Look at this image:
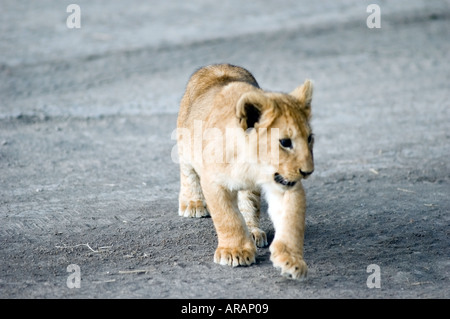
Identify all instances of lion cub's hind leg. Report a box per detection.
[178,163,209,218]
[238,190,268,247]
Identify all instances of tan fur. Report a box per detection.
[176,64,314,279]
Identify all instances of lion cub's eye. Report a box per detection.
[279,138,293,149]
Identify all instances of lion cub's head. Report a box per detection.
[236,80,314,188]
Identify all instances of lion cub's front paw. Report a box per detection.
[250,228,268,248]
[214,246,256,267]
[270,241,307,280]
[179,200,209,218]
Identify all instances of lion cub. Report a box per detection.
[176,64,314,279]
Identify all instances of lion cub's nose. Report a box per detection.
[299,169,314,178]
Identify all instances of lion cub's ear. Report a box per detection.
[236,91,277,131]
[290,79,314,118]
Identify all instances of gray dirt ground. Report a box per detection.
[0,0,449,299]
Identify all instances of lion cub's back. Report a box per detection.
[178,64,259,128]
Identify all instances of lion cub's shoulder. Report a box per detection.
[182,64,260,106]
[178,64,260,128]
[189,64,259,94]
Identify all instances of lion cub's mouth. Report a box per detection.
[274,173,297,187]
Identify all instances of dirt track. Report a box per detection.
[0,1,449,299]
